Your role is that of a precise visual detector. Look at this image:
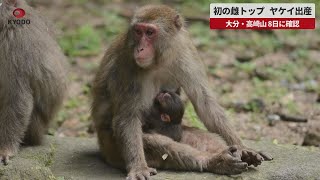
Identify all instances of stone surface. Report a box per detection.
[303,120,320,147]
[1,136,320,180]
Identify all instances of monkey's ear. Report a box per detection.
[3,0,17,6]
[174,15,183,30]
[161,114,171,123]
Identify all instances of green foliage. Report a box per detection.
[215,38,228,47]
[230,33,282,54]
[244,99,264,112]
[286,100,299,114]
[56,111,68,125]
[234,61,256,74]
[263,65,298,82]
[185,102,207,130]
[44,144,57,167]
[189,22,212,48]
[82,84,91,95]
[208,64,223,76]
[253,60,303,83]
[65,98,81,109]
[293,48,309,60]
[250,78,299,114]
[83,62,99,71]
[59,25,102,57]
[276,63,300,81]
[252,77,287,101]
[101,12,128,41]
[255,36,283,53]
[182,0,209,13]
[29,144,57,167]
[79,113,90,122]
[70,0,88,5]
[305,82,319,93]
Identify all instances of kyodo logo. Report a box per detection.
[13,8,25,18]
[8,8,30,25]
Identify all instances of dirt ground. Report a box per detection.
[29,0,320,146]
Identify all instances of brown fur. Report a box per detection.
[0,0,66,164]
[181,126,227,154]
[92,5,271,180]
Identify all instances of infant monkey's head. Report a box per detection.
[153,90,184,125]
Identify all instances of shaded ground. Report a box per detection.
[1,136,320,180]
[29,0,320,146]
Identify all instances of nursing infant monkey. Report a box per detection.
[144,89,265,171]
[142,89,184,142]
[92,4,272,180]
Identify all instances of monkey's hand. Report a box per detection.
[239,146,273,167]
[207,146,248,175]
[0,148,15,166]
[126,166,157,180]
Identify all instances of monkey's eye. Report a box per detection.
[135,29,142,36]
[146,29,154,37]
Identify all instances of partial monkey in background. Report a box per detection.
[0,0,66,165]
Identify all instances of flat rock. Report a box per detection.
[1,136,320,180]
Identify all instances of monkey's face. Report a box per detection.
[132,23,158,68]
[130,5,184,69]
[154,91,184,124]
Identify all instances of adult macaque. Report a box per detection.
[0,0,66,165]
[142,90,184,141]
[92,5,272,180]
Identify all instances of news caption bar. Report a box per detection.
[210,3,315,29]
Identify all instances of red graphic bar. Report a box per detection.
[210,18,315,29]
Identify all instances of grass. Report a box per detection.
[252,77,287,100]
[28,144,57,167]
[65,98,82,109]
[59,25,102,57]
[101,12,128,41]
[234,61,256,74]
[189,22,214,49]
[184,102,207,130]
[70,0,88,5]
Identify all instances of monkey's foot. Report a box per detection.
[0,148,15,165]
[208,146,248,175]
[240,147,272,167]
[0,155,10,165]
[127,166,157,180]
